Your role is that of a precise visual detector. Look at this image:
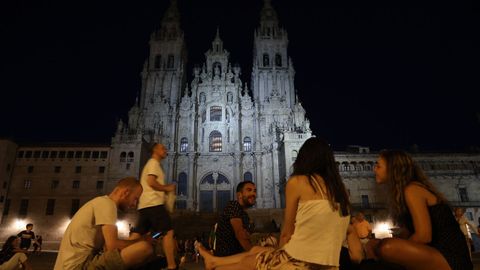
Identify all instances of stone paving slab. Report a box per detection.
[27,251,480,270]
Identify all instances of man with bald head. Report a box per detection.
[54,177,155,270]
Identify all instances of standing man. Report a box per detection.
[131,143,177,270]
[17,223,35,250]
[214,181,256,257]
[54,177,154,270]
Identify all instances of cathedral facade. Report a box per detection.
[0,0,479,245]
[110,0,311,211]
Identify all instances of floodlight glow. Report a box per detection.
[373,220,393,239]
[116,220,130,238]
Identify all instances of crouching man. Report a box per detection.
[54,177,155,270]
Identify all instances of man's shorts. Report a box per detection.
[83,249,125,270]
[132,205,173,235]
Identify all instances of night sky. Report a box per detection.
[0,0,477,152]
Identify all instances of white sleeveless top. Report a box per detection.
[283,199,350,266]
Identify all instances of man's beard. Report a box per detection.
[242,195,256,208]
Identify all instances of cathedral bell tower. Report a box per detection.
[251,0,295,109]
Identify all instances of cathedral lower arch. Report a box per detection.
[199,172,231,212]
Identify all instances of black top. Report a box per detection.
[214,200,253,257]
[402,204,472,270]
[17,230,35,249]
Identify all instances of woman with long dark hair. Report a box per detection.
[196,137,352,269]
[372,150,472,270]
[0,236,32,270]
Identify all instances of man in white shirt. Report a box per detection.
[131,143,177,270]
[54,177,154,270]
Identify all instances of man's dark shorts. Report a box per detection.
[132,205,173,235]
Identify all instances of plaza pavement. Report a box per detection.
[26,251,480,270]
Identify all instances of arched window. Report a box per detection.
[244,172,253,182]
[180,137,188,152]
[275,54,282,67]
[120,152,126,162]
[243,137,252,152]
[178,172,187,196]
[213,62,222,75]
[210,106,222,121]
[167,54,174,69]
[127,152,134,162]
[263,54,270,67]
[209,131,222,152]
[154,55,161,69]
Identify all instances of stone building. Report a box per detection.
[111,0,311,212]
[0,0,479,243]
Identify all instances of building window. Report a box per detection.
[126,163,131,170]
[96,181,104,190]
[58,151,66,158]
[243,137,252,152]
[46,199,55,215]
[83,151,91,159]
[24,179,32,189]
[27,166,34,173]
[244,172,253,182]
[75,151,82,159]
[213,62,222,75]
[167,54,174,69]
[17,151,24,158]
[180,138,188,152]
[19,199,29,216]
[42,151,49,158]
[127,152,134,162]
[459,188,469,202]
[71,199,80,217]
[98,166,105,173]
[72,180,80,189]
[2,199,10,216]
[51,180,59,189]
[466,211,474,221]
[50,151,58,158]
[54,166,61,173]
[67,151,74,158]
[209,131,222,152]
[25,151,32,158]
[33,151,41,158]
[92,151,99,159]
[361,195,370,208]
[263,54,270,67]
[100,151,108,159]
[75,166,82,174]
[178,172,187,196]
[154,54,161,69]
[275,53,282,67]
[120,152,126,162]
[210,106,222,121]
